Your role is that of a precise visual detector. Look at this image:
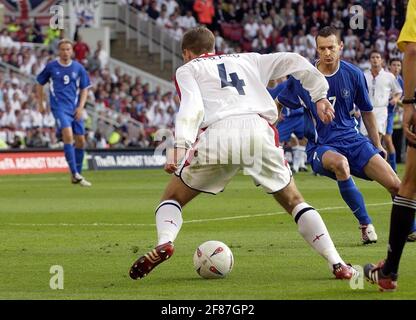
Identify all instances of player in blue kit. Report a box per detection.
[275,27,402,244]
[36,39,91,186]
[268,83,308,173]
[385,58,404,172]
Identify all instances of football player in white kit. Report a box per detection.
[129,27,357,281]
[361,51,402,138]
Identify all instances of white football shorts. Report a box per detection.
[360,107,388,136]
[175,115,292,194]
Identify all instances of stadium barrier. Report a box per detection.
[0,148,165,175]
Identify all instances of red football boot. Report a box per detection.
[129,242,175,280]
[333,263,359,280]
[364,260,398,292]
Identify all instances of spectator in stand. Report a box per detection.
[375,31,387,55]
[10,92,21,112]
[277,37,292,53]
[243,15,260,41]
[344,29,358,50]
[156,9,170,28]
[268,29,283,51]
[8,78,23,101]
[251,31,268,54]
[87,50,101,73]
[73,35,90,64]
[193,0,215,29]
[42,107,56,145]
[260,17,274,42]
[179,10,197,30]
[1,102,17,142]
[44,26,60,46]
[164,0,179,17]
[95,41,108,68]
[0,30,15,48]
[343,42,357,62]
[147,1,160,20]
[373,6,386,32]
[235,1,249,24]
[268,8,285,30]
[214,30,226,53]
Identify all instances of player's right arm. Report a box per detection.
[36,63,51,114]
[257,53,334,123]
[165,66,204,174]
[258,53,329,102]
[36,84,45,113]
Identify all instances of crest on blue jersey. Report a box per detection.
[341,88,350,99]
[72,72,77,79]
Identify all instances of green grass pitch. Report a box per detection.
[0,166,415,300]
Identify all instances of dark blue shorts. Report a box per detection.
[52,109,85,136]
[309,135,382,180]
[277,115,304,143]
[386,110,394,135]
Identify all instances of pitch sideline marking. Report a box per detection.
[1,202,392,227]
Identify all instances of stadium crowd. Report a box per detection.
[0,0,408,150]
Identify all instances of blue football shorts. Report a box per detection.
[277,115,304,143]
[52,109,85,136]
[309,135,382,180]
[386,107,395,135]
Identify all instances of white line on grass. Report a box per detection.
[1,202,392,227]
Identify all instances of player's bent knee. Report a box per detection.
[386,175,401,196]
[273,181,305,213]
[160,176,199,207]
[331,157,350,177]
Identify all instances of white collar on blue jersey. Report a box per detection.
[56,58,73,67]
[315,59,340,77]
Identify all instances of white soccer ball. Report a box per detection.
[193,240,234,279]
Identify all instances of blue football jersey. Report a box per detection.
[36,59,91,113]
[276,61,373,145]
[268,83,304,118]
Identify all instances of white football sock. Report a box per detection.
[292,202,345,269]
[155,200,183,245]
[298,145,306,168]
[292,146,301,172]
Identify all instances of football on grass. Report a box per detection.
[193,240,234,279]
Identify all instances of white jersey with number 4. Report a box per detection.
[174,52,329,149]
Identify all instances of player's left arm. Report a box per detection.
[389,75,403,106]
[75,66,91,121]
[166,66,204,174]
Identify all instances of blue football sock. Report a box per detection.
[388,153,397,172]
[411,219,416,233]
[338,177,372,225]
[75,148,85,174]
[64,144,77,175]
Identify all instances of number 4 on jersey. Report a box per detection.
[217,63,246,95]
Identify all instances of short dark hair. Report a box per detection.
[316,26,342,43]
[389,58,402,65]
[181,26,215,56]
[369,50,382,58]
